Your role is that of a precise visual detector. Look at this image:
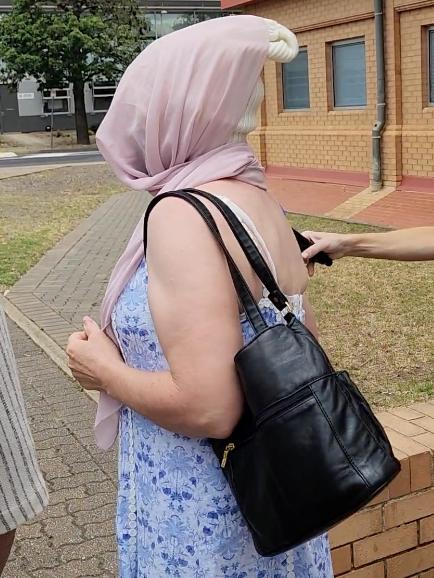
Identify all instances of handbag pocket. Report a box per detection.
[312,372,400,490]
[335,371,393,452]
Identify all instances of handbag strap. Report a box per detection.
[143,191,268,334]
[181,188,291,314]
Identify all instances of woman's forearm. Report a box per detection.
[99,360,228,439]
[344,227,434,261]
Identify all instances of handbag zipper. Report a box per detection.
[221,442,235,468]
[220,388,310,469]
[256,385,312,428]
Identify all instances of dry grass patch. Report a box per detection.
[289,213,434,410]
[0,164,125,291]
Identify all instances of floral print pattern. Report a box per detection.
[112,260,333,577]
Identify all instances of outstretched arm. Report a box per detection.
[302,227,434,264]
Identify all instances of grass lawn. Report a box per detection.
[0,169,432,412]
[289,213,434,410]
[0,164,125,292]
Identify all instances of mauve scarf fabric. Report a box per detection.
[95,15,269,449]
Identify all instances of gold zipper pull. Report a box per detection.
[221,442,235,468]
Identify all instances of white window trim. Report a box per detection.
[92,81,117,113]
[331,37,367,110]
[282,47,310,112]
[42,87,72,115]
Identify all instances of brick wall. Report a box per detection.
[400,6,434,179]
[330,402,434,578]
[244,0,434,187]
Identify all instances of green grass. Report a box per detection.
[288,213,434,410]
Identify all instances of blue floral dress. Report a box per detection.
[112,260,333,577]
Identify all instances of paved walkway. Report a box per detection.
[6,190,151,351]
[3,316,117,578]
[267,176,434,228]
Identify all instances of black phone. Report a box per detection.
[292,229,333,267]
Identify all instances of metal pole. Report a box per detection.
[50,90,54,150]
[0,92,4,135]
[371,0,386,192]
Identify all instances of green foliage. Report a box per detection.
[0,0,149,89]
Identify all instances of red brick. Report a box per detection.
[387,542,434,578]
[385,429,429,457]
[377,412,427,437]
[410,451,433,492]
[413,433,434,451]
[367,486,390,507]
[420,515,434,544]
[413,417,434,434]
[384,488,434,529]
[266,176,360,216]
[332,545,352,576]
[390,408,426,421]
[394,449,408,461]
[329,508,383,548]
[353,523,417,567]
[356,191,434,228]
[412,404,434,420]
[389,457,411,499]
[339,562,385,578]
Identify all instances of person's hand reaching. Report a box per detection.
[301,231,348,276]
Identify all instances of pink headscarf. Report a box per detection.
[95,15,269,449]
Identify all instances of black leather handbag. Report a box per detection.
[143,189,401,557]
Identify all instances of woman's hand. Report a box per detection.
[67,316,123,392]
[301,231,351,276]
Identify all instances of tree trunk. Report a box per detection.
[73,79,90,145]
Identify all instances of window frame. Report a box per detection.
[42,87,72,115]
[330,37,367,110]
[92,81,117,113]
[428,26,434,106]
[281,46,310,112]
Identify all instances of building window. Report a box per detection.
[332,39,367,108]
[42,87,71,114]
[282,48,310,110]
[92,81,116,112]
[429,28,434,104]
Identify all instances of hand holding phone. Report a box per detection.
[292,229,333,267]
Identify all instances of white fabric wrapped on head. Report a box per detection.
[265,18,299,63]
[229,79,264,143]
[230,19,298,143]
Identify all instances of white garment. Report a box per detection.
[0,305,48,533]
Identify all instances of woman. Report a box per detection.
[302,226,434,267]
[67,16,333,577]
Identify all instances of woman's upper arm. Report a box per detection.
[146,198,244,437]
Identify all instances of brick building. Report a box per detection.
[222,0,434,191]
